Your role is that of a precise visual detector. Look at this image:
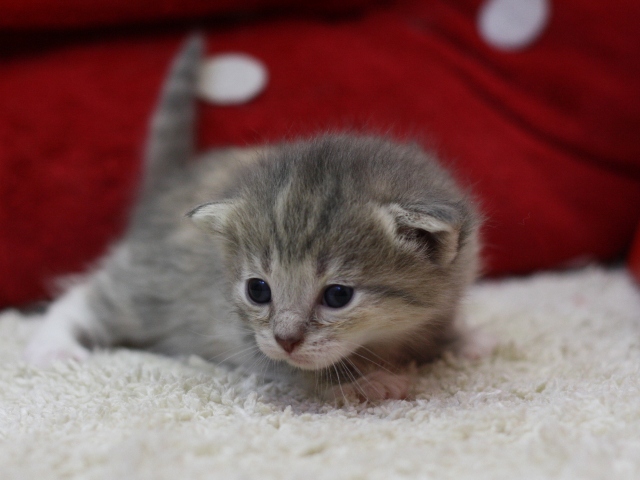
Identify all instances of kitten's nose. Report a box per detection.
[275,333,303,354]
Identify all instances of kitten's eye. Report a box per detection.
[322,285,354,308]
[247,278,271,304]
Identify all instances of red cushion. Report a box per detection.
[0,0,375,29]
[1,0,639,306]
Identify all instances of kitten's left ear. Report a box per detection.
[186,201,235,236]
[380,203,461,266]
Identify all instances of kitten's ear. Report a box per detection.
[186,201,234,235]
[381,203,461,266]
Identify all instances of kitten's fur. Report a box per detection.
[24,36,484,401]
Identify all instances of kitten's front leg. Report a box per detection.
[23,283,99,366]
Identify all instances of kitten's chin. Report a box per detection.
[284,357,321,370]
[258,343,352,371]
[284,355,343,371]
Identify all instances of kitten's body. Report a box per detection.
[25,36,483,401]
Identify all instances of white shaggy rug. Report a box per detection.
[1,267,639,480]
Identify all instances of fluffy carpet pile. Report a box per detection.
[1,267,639,479]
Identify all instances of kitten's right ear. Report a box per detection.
[186,201,234,235]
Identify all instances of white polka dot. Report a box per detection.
[197,54,268,105]
[478,0,551,51]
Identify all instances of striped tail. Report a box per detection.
[141,34,204,202]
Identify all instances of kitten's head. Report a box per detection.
[189,136,479,370]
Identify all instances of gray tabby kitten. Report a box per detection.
[24,36,485,401]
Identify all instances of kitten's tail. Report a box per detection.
[141,34,204,201]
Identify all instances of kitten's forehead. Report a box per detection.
[228,135,458,271]
[245,240,348,285]
[237,167,368,265]
[271,177,348,260]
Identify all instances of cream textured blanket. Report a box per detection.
[1,267,639,479]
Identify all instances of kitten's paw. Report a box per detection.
[23,332,90,367]
[327,370,413,403]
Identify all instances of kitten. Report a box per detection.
[24,36,484,401]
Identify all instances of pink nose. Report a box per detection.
[275,333,303,354]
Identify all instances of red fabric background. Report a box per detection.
[1,0,639,307]
[0,0,375,29]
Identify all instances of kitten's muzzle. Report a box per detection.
[274,332,303,354]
